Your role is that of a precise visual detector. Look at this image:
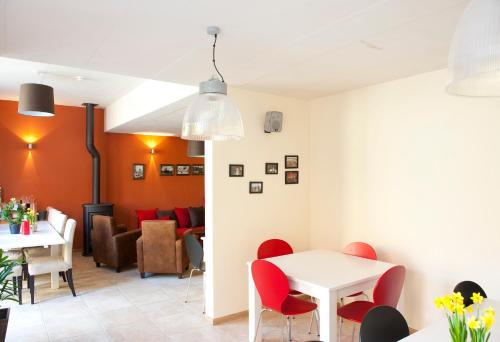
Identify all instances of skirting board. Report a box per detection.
[206,310,248,325]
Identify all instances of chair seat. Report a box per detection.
[12,265,22,277]
[289,289,302,296]
[23,247,51,258]
[5,250,23,261]
[27,256,70,276]
[281,295,317,316]
[337,301,377,323]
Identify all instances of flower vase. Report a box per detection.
[8,223,20,234]
[30,222,37,232]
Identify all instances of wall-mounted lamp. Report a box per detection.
[27,143,34,150]
[150,148,155,155]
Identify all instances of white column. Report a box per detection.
[319,289,338,342]
[248,262,262,342]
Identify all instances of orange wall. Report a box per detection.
[0,99,204,248]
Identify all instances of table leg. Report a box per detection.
[50,245,60,289]
[248,264,262,342]
[319,289,338,342]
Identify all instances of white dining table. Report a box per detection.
[248,249,397,342]
[402,298,499,341]
[0,221,65,289]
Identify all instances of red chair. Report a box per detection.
[337,265,406,342]
[257,239,294,259]
[343,242,378,300]
[251,260,318,342]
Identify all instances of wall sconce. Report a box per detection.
[150,148,155,155]
[27,143,34,150]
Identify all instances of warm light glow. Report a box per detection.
[22,134,38,144]
[134,132,177,137]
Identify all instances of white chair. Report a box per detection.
[46,207,60,225]
[27,219,77,304]
[24,212,68,259]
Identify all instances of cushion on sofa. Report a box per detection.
[189,207,205,227]
[136,208,158,228]
[158,215,172,220]
[174,207,191,228]
[157,210,176,220]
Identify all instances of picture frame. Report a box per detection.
[191,164,205,176]
[132,163,145,180]
[249,181,263,194]
[285,155,299,169]
[265,163,279,175]
[229,164,244,177]
[285,171,299,184]
[176,164,191,176]
[159,164,175,176]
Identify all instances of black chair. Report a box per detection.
[184,233,204,308]
[454,281,487,307]
[360,306,409,342]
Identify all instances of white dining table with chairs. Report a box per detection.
[0,220,65,289]
[248,249,397,342]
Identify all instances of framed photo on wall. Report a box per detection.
[249,181,263,194]
[229,164,244,177]
[285,155,299,169]
[176,165,190,176]
[159,164,175,176]
[265,163,279,175]
[285,171,299,184]
[192,165,205,176]
[133,163,145,180]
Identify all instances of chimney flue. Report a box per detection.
[83,103,100,204]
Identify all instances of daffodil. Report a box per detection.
[455,303,465,315]
[468,316,481,330]
[471,292,484,305]
[466,305,474,314]
[485,306,496,317]
[482,312,495,330]
[453,292,464,305]
[434,296,444,309]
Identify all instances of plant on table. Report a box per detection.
[0,198,26,225]
[435,292,495,342]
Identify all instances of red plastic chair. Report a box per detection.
[251,260,318,342]
[257,239,294,259]
[337,265,406,341]
[343,242,378,299]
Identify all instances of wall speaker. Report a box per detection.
[264,111,283,133]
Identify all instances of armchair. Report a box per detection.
[92,215,141,272]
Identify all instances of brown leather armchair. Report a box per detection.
[92,215,142,272]
[137,220,189,279]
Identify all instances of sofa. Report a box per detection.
[136,207,205,237]
[136,220,189,278]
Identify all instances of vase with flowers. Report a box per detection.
[0,198,27,234]
[435,292,495,342]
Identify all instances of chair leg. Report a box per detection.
[12,277,16,295]
[308,298,315,334]
[286,316,292,341]
[95,262,101,267]
[177,273,183,279]
[16,276,22,305]
[315,309,320,337]
[22,263,28,281]
[253,309,265,342]
[66,269,76,297]
[140,272,145,279]
[339,317,343,341]
[28,275,35,304]
[351,322,356,342]
[59,271,67,282]
[116,267,121,273]
[184,268,196,303]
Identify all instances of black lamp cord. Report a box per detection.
[212,34,225,83]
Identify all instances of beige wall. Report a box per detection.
[206,87,310,319]
[309,69,500,329]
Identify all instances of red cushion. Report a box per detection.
[158,215,172,220]
[176,228,190,237]
[281,295,317,316]
[135,208,158,228]
[174,207,191,228]
[337,301,377,323]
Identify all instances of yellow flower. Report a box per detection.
[444,295,455,312]
[466,305,474,314]
[471,292,484,305]
[453,292,464,305]
[485,306,496,317]
[468,316,481,330]
[435,297,444,309]
[456,304,465,315]
[482,312,495,330]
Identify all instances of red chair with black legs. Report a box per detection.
[337,265,406,342]
[251,259,318,342]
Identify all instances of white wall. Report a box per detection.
[309,69,500,329]
[206,87,310,319]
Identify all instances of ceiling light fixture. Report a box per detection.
[447,0,500,96]
[187,141,204,158]
[18,83,55,117]
[181,26,244,141]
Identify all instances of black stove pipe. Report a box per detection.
[84,103,100,204]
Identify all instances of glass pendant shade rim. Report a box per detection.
[18,83,55,116]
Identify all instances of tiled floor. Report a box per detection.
[6,253,360,341]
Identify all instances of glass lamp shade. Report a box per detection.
[18,83,55,116]
[182,92,244,141]
[447,0,500,96]
[187,140,205,157]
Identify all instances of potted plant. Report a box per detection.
[0,249,18,341]
[0,198,26,234]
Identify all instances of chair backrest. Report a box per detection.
[47,207,60,225]
[360,306,410,342]
[141,220,177,268]
[51,212,68,236]
[257,239,294,259]
[373,265,406,307]
[251,259,290,313]
[454,281,487,307]
[343,242,377,260]
[184,233,204,269]
[62,219,77,266]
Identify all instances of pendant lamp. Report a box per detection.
[447,0,500,96]
[182,26,244,141]
[18,83,55,116]
[187,140,205,157]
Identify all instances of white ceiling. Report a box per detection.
[0,0,469,100]
[0,57,144,106]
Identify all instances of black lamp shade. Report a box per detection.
[187,140,204,157]
[18,83,55,117]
